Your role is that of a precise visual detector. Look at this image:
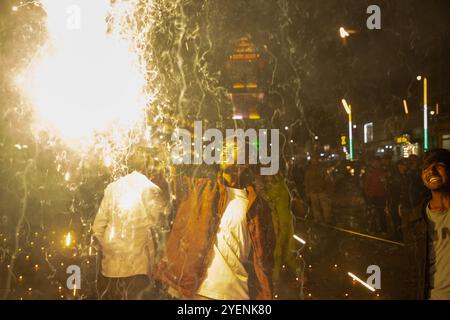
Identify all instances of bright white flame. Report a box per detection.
[103,155,113,168]
[64,232,72,247]
[119,189,141,211]
[339,27,350,39]
[17,0,150,148]
[109,225,116,241]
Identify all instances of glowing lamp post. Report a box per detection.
[341,99,353,161]
[417,76,429,151]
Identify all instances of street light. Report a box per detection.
[417,76,428,151]
[341,99,353,161]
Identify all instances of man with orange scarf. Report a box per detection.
[154,137,275,300]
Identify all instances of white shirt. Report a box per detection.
[197,187,251,300]
[92,171,168,278]
[426,205,450,300]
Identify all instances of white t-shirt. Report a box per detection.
[92,171,168,278]
[426,204,450,300]
[197,187,251,300]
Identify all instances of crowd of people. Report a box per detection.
[292,149,450,299]
[91,138,299,300]
[90,142,450,300]
[291,153,430,240]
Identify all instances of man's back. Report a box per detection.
[93,171,168,278]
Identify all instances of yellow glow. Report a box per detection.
[64,232,72,247]
[424,77,427,106]
[341,99,351,114]
[339,27,350,39]
[16,0,150,148]
[109,225,116,241]
[103,155,113,168]
[230,53,258,60]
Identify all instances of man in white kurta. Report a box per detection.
[92,171,169,299]
[196,186,251,300]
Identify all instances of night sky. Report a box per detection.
[159,0,450,147]
[215,0,450,144]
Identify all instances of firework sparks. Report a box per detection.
[64,232,72,247]
[16,0,153,152]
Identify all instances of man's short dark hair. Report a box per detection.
[422,148,450,171]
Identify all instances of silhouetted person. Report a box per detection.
[363,158,387,234]
[401,155,429,241]
[304,156,332,223]
[387,159,408,239]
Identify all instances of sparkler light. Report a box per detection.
[64,232,72,247]
[16,0,152,150]
[339,27,350,39]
